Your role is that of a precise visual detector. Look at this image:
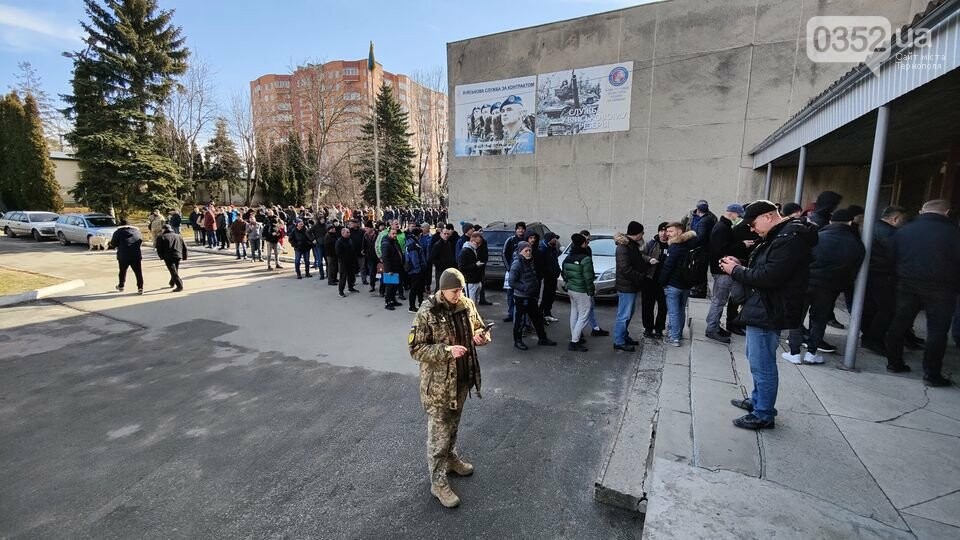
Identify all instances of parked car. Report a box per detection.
[0,210,60,241]
[482,221,553,285]
[557,230,619,299]
[55,213,120,247]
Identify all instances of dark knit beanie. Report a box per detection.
[626,221,644,236]
[571,233,586,247]
[438,268,466,290]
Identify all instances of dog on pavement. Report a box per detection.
[88,236,109,250]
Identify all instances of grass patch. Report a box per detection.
[0,268,64,296]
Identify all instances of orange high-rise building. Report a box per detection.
[251,59,447,202]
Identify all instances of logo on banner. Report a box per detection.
[608,67,629,86]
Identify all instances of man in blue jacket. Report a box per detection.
[885,199,960,386]
[721,201,817,430]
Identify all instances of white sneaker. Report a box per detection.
[803,351,825,364]
[781,351,803,364]
[544,315,559,323]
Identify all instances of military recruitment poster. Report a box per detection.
[535,61,634,137]
[454,75,537,157]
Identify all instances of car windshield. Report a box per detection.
[86,216,117,227]
[30,213,59,222]
[483,230,513,248]
[587,238,617,257]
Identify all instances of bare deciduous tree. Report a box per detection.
[229,90,257,204]
[412,66,448,204]
[162,57,219,195]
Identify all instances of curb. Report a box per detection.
[0,279,85,308]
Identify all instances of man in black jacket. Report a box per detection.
[721,201,817,429]
[885,199,960,386]
[155,224,188,292]
[109,221,145,294]
[458,232,485,302]
[705,204,745,343]
[613,221,658,352]
[381,228,404,310]
[429,227,456,292]
[538,232,562,322]
[335,227,359,297]
[861,206,906,352]
[324,224,339,285]
[289,219,314,279]
[689,201,717,298]
[502,222,526,322]
[784,209,864,365]
[725,218,760,335]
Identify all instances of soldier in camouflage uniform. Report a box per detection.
[409,268,491,508]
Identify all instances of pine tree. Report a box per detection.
[203,118,242,202]
[63,0,189,220]
[357,83,417,206]
[0,93,63,211]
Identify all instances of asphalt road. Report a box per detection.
[0,236,644,538]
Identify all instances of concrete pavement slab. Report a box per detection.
[663,343,688,367]
[904,490,960,529]
[652,409,693,464]
[690,377,761,477]
[835,416,960,510]
[801,368,927,422]
[658,362,690,414]
[760,411,906,530]
[770,364,829,416]
[903,512,960,539]
[642,458,914,540]
[690,339,735,384]
[887,407,960,437]
[925,386,960,422]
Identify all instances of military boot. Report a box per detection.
[448,457,474,476]
[430,483,461,508]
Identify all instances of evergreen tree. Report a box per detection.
[203,118,242,201]
[357,82,416,206]
[12,62,70,151]
[63,0,189,220]
[0,93,63,211]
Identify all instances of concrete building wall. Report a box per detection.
[447,0,923,239]
[50,154,80,205]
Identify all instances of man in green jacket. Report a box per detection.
[562,233,596,352]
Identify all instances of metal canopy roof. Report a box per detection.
[750,0,960,168]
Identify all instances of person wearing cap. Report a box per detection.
[783,209,864,365]
[562,233,595,352]
[537,232,562,323]
[641,223,669,339]
[885,199,960,387]
[289,219,315,279]
[409,267,490,508]
[509,241,558,350]
[614,221,658,352]
[720,200,817,430]
[484,101,503,156]
[781,202,803,219]
[502,222,527,322]
[499,95,535,154]
[688,200,717,298]
[704,204,746,343]
[456,222,474,255]
[458,231,485,304]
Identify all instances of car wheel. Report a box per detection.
[4,226,15,238]
[58,232,71,246]
[32,229,42,242]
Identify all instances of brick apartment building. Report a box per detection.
[250,59,447,204]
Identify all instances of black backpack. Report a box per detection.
[677,245,704,288]
[263,222,279,243]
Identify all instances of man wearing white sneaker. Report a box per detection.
[784,209,864,366]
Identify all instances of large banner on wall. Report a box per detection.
[535,61,633,137]
[454,75,537,157]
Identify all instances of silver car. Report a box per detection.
[55,213,120,247]
[557,231,619,299]
[0,211,60,241]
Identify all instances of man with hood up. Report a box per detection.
[720,201,817,430]
[808,191,842,229]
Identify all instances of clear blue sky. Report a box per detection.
[0,0,649,112]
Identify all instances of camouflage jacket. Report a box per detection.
[408,292,487,413]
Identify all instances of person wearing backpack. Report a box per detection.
[659,222,697,346]
[405,228,428,312]
[262,213,283,270]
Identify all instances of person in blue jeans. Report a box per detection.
[613,221,657,352]
[658,223,697,346]
[720,201,817,430]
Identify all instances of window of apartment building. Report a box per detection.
[275,114,292,122]
[276,102,291,111]
[384,79,393,87]
[255,85,261,94]
[343,67,359,76]
[274,80,290,89]
[399,82,408,91]
[345,105,361,114]
[344,92,361,101]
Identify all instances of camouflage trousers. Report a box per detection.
[426,385,469,487]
